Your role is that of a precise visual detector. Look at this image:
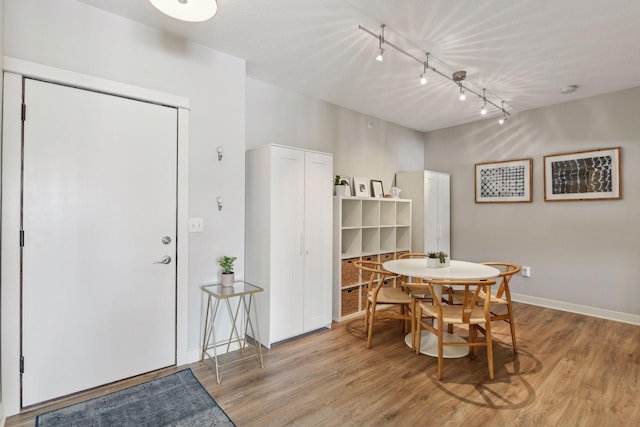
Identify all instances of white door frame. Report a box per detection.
[1,57,190,416]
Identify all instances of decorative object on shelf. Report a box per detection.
[427,251,449,268]
[371,180,384,198]
[390,186,402,199]
[216,146,223,162]
[544,147,621,201]
[218,256,237,286]
[216,196,224,211]
[148,0,218,22]
[334,175,351,197]
[475,158,533,203]
[353,177,370,197]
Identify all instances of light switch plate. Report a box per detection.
[189,217,204,233]
[522,266,531,277]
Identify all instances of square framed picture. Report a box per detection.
[353,177,370,197]
[475,158,532,203]
[544,147,621,201]
[370,180,384,198]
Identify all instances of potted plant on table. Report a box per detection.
[427,251,449,268]
[218,256,237,287]
[334,175,350,197]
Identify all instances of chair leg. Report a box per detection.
[485,322,494,380]
[507,306,518,353]
[437,325,444,380]
[366,304,376,349]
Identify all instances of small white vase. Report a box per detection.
[427,258,449,268]
[221,272,235,287]
[335,185,350,197]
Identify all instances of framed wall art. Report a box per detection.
[370,180,384,198]
[353,177,370,197]
[475,158,532,203]
[544,147,621,201]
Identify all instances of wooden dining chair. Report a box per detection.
[412,279,497,380]
[447,262,521,352]
[354,260,412,349]
[396,253,432,350]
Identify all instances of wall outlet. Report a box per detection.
[522,265,531,277]
[188,217,204,233]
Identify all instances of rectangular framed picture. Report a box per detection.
[353,177,370,197]
[475,158,532,203]
[544,147,621,201]
[370,180,384,198]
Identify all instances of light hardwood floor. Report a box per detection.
[6,302,640,426]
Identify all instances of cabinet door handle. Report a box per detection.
[305,231,310,255]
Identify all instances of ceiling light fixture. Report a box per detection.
[480,89,488,115]
[375,24,385,62]
[498,101,507,125]
[420,53,430,85]
[148,0,218,22]
[358,23,511,124]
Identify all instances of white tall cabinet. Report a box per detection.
[246,145,333,348]
[395,170,451,255]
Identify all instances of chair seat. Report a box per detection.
[369,287,412,304]
[449,288,508,305]
[420,302,487,325]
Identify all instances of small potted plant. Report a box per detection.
[218,256,237,287]
[334,175,350,197]
[427,251,449,268]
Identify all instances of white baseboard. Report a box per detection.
[512,293,640,325]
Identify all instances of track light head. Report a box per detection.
[420,74,427,85]
[458,84,466,101]
[481,106,487,115]
[498,117,506,125]
[375,48,384,62]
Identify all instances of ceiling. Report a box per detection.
[77,0,640,132]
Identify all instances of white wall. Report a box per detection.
[0,0,5,416]
[3,0,245,364]
[247,77,424,193]
[424,87,640,322]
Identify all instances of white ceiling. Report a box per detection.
[78,0,640,132]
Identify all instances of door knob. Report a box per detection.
[154,255,172,264]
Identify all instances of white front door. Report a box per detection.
[21,78,177,406]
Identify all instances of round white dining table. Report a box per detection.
[383,259,500,358]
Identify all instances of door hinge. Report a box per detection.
[21,103,27,121]
[20,230,25,247]
[20,355,24,374]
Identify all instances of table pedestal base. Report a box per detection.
[405,332,469,358]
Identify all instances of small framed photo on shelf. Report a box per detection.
[371,180,384,198]
[353,177,370,197]
[544,147,621,201]
[475,158,532,203]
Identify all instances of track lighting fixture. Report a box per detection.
[358,23,511,125]
[480,89,488,115]
[375,24,385,62]
[498,101,507,124]
[420,53,430,85]
[459,84,466,101]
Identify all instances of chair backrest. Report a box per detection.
[481,262,520,299]
[396,253,430,286]
[411,279,496,323]
[353,260,397,296]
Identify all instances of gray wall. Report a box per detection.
[424,87,640,319]
[247,77,425,193]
